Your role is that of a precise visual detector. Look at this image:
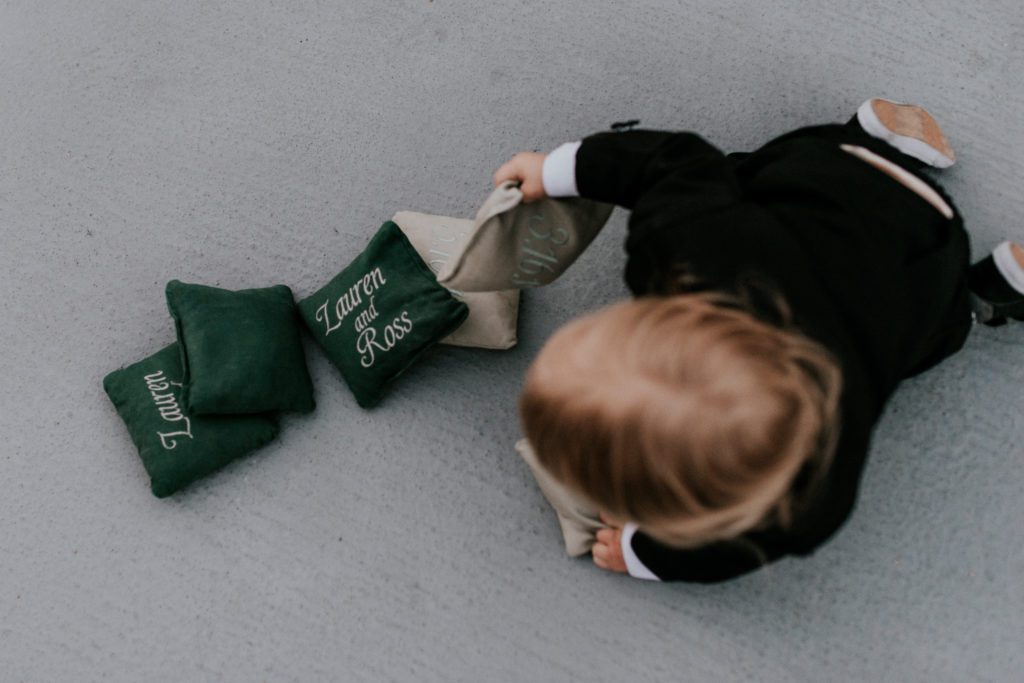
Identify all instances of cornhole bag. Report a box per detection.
[392,210,520,350]
[515,438,603,557]
[166,280,315,415]
[297,221,469,408]
[436,181,614,292]
[103,344,280,498]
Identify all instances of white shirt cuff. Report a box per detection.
[621,523,661,581]
[541,141,582,198]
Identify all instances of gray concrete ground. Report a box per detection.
[1,1,1022,681]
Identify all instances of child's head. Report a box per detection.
[519,292,842,548]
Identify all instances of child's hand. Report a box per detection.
[593,512,628,574]
[493,152,547,203]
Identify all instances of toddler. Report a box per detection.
[496,98,1024,582]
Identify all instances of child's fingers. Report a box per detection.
[520,177,545,203]
[596,528,617,546]
[592,542,610,569]
[493,157,525,187]
[492,160,516,186]
[594,542,628,574]
[494,152,546,199]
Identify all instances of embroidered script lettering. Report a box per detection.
[143,370,193,450]
[426,227,465,298]
[315,265,417,368]
[315,267,387,336]
[512,210,570,287]
[356,312,413,367]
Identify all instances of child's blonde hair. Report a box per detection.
[519,291,842,548]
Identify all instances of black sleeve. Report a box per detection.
[629,527,791,583]
[575,129,741,211]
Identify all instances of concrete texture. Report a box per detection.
[1,1,1022,680]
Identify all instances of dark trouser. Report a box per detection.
[731,116,974,378]
[727,116,928,173]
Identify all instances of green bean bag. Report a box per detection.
[103,344,280,498]
[298,221,469,408]
[166,280,315,415]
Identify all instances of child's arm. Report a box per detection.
[621,527,789,583]
[574,130,739,211]
[495,130,740,212]
[592,517,777,583]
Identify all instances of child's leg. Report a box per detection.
[735,99,954,174]
[839,144,953,218]
[855,103,1024,326]
[836,100,1023,327]
[842,100,1024,326]
[514,439,603,557]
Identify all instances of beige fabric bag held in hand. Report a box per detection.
[393,211,520,350]
[515,438,604,557]
[436,181,614,292]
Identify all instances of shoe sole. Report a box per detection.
[857,98,956,168]
[971,291,1024,326]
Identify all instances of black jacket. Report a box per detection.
[575,125,972,582]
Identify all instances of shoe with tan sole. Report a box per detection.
[856,98,956,168]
